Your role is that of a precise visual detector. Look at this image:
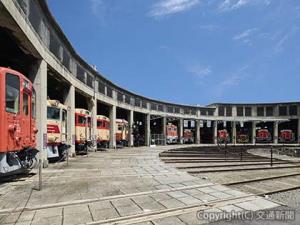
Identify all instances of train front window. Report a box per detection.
[23,93,29,116]
[97,120,102,127]
[78,116,86,124]
[47,107,60,120]
[5,73,20,114]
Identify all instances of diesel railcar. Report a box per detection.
[47,99,70,160]
[0,67,38,177]
[116,119,129,146]
[166,123,178,144]
[256,129,272,142]
[75,108,92,154]
[183,129,194,144]
[96,115,110,148]
[279,129,295,143]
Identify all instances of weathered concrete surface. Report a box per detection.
[0,145,280,225]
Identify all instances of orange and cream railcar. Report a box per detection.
[96,115,110,148]
[75,108,92,154]
[116,119,129,146]
[183,129,194,144]
[47,99,70,160]
[166,123,178,144]
[0,67,38,176]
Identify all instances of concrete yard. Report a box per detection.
[0,146,281,225]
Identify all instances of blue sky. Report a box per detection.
[47,0,300,106]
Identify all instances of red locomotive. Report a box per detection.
[256,129,272,142]
[183,129,194,144]
[217,129,230,143]
[237,132,249,143]
[0,67,38,177]
[279,129,295,143]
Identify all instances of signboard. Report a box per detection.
[223,121,227,128]
[207,120,211,128]
[200,120,204,128]
[184,120,189,128]
[190,120,195,128]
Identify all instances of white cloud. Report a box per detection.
[218,0,247,11]
[90,0,105,16]
[149,0,201,18]
[274,27,299,53]
[214,65,248,96]
[220,73,244,86]
[233,29,253,40]
[187,64,211,78]
[218,0,270,12]
[233,28,257,45]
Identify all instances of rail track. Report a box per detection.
[161,159,283,163]
[224,173,300,196]
[175,161,299,169]
[186,165,300,174]
[160,146,300,199]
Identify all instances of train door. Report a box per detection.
[87,116,92,141]
[5,72,21,151]
[122,123,126,141]
[61,109,67,142]
[21,87,30,147]
[31,90,36,143]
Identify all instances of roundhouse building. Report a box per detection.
[0,0,299,166]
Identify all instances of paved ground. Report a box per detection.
[0,145,282,225]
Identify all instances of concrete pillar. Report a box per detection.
[30,59,48,167]
[162,116,167,145]
[274,121,278,144]
[213,121,218,144]
[232,121,237,145]
[128,110,134,147]
[179,118,184,144]
[195,120,201,144]
[90,98,97,151]
[65,85,75,157]
[109,105,116,148]
[252,121,257,145]
[145,114,151,146]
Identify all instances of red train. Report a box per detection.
[279,129,295,143]
[217,129,230,143]
[0,67,38,177]
[256,129,272,142]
